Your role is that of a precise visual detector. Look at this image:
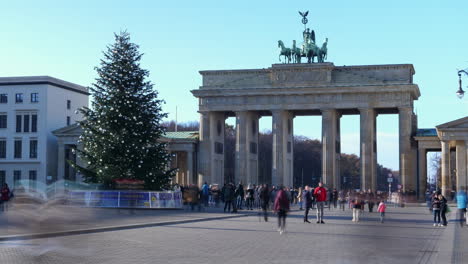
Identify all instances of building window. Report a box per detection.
[31,114,37,132]
[0,139,5,158]
[250,142,257,154]
[0,171,5,187]
[29,139,37,159]
[13,170,21,187]
[67,100,71,109]
[14,139,22,158]
[66,116,71,126]
[29,170,37,190]
[0,94,7,103]
[23,115,30,132]
[15,93,23,103]
[214,142,223,154]
[16,115,22,132]
[0,114,6,128]
[31,93,39,103]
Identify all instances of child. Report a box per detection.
[378,200,386,223]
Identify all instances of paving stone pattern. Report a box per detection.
[0,205,465,264]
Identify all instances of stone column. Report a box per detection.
[456,141,467,192]
[272,110,284,186]
[198,112,225,186]
[360,108,377,191]
[245,112,259,185]
[209,112,226,186]
[283,112,294,188]
[321,109,340,190]
[198,112,210,186]
[57,139,65,182]
[272,110,294,187]
[441,141,450,197]
[399,107,415,192]
[186,151,194,185]
[418,148,427,199]
[235,111,248,185]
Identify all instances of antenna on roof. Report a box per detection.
[175,106,178,132]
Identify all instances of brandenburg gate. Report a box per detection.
[192,63,421,191]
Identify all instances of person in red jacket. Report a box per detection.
[313,182,327,224]
[274,186,290,234]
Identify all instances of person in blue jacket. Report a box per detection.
[456,189,467,227]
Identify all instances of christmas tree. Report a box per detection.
[72,31,174,190]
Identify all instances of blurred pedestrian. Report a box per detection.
[456,189,467,227]
[303,185,312,223]
[314,182,327,224]
[432,193,441,226]
[338,190,346,211]
[439,193,448,227]
[332,188,338,209]
[352,196,362,222]
[260,184,270,222]
[274,186,290,234]
[297,187,303,210]
[235,183,244,210]
[201,182,210,207]
[0,183,11,212]
[224,183,235,213]
[377,200,386,223]
[246,185,255,210]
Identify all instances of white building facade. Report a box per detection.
[0,76,88,188]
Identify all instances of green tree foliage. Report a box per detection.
[72,31,174,190]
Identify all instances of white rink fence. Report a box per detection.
[8,180,182,209]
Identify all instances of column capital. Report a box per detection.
[320,108,336,114]
[271,109,285,115]
[234,110,248,114]
[398,106,413,112]
[358,107,375,113]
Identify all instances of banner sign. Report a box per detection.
[68,191,182,209]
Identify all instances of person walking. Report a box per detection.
[456,189,467,227]
[332,188,338,209]
[367,190,375,213]
[338,190,346,211]
[303,186,313,223]
[432,194,441,226]
[223,183,235,213]
[313,182,327,224]
[439,194,448,227]
[0,183,11,212]
[297,187,303,210]
[201,182,210,208]
[274,186,290,234]
[260,184,270,222]
[235,183,244,210]
[377,200,386,223]
[246,185,255,210]
[352,196,362,222]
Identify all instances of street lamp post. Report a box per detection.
[457,69,467,99]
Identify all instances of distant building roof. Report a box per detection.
[163,131,199,140]
[415,128,437,137]
[0,76,89,95]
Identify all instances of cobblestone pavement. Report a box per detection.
[0,205,465,264]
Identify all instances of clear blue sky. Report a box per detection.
[1,0,467,170]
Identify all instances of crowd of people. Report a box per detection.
[179,182,395,234]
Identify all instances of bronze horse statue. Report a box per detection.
[278,40,292,63]
[292,40,302,63]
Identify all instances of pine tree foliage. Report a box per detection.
[73,31,174,190]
